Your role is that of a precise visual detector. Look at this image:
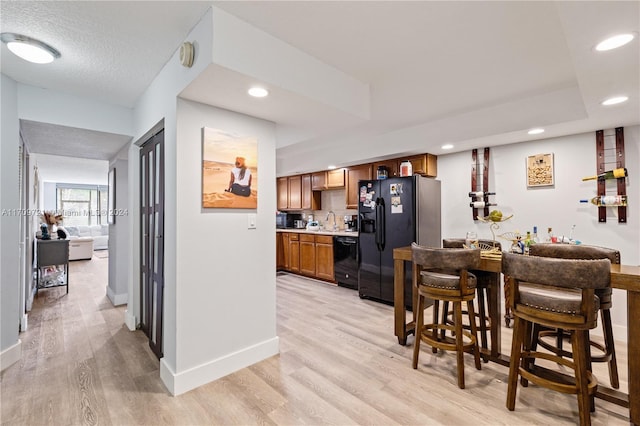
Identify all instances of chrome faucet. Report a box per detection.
[326,211,337,231]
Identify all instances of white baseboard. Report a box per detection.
[106,285,128,306]
[20,313,28,332]
[124,309,136,331]
[1,340,22,371]
[160,336,279,396]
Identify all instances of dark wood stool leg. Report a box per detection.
[466,299,482,370]
[572,330,592,426]
[454,301,465,389]
[432,299,440,354]
[476,287,489,352]
[600,308,619,389]
[413,294,425,369]
[520,320,533,387]
[507,315,525,411]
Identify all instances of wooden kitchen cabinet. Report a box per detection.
[312,169,345,190]
[299,234,316,276]
[399,154,437,177]
[345,164,372,209]
[373,160,399,178]
[315,235,335,281]
[301,174,321,210]
[276,233,284,269]
[277,177,289,210]
[281,233,290,270]
[288,175,302,210]
[288,233,300,273]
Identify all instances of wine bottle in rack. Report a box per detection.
[581,167,628,181]
[469,201,497,208]
[580,195,628,207]
[468,191,496,198]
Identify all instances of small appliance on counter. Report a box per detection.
[344,215,358,232]
[293,219,306,229]
[306,220,320,231]
[276,212,302,229]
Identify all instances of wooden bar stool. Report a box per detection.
[529,244,620,389]
[411,243,482,389]
[502,252,611,426]
[442,238,501,358]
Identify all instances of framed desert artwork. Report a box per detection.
[526,153,554,187]
[202,127,258,209]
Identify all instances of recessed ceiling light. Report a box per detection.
[327,165,337,170]
[1,33,60,64]
[601,96,628,106]
[528,128,545,135]
[441,144,454,150]
[248,87,268,98]
[595,33,635,51]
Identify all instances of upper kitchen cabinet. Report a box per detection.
[288,175,302,210]
[301,174,321,210]
[278,175,320,210]
[399,154,437,177]
[311,169,345,190]
[373,160,399,178]
[345,164,372,209]
[277,177,289,210]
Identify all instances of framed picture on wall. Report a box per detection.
[108,168,116,224]
[526,153,554,187]
[201,127,258,209]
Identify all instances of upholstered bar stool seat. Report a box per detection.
[529,243,620,389]
[411,243,482,389]
[503,253,611,426]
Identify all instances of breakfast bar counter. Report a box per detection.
[393,245,640,424]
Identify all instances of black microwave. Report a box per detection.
[276,212,301,229]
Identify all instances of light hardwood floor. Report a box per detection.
[1,256,630,425]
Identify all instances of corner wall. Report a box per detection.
[1,74,22,370]
[438,126,639,340]
[107,157,129,306]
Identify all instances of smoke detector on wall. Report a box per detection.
[179,42,194,68]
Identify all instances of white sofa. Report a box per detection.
[64,225,109,250]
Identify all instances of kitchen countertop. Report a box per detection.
[276,228,359,237]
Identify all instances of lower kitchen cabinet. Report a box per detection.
[289,233,300,273]
[299,234,316,276]
[315,235,335,281]
[277,232,335,283]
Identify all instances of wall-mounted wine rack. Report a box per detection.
[595,127,626,223]
[471,148,492,220]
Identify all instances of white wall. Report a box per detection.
[107,157,129,306]
[438,126,640,340]
[0,73,22,370]
[174,98,278,394]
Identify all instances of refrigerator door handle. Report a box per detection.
[376,197,386,251]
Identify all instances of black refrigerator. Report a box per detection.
[358,176,441,307]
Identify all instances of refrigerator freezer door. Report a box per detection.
[358,180,381,300]
[379,177,416,305]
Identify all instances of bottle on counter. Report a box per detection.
[546,227,555,243]
[524,231,532,255]
[377,166,388,180]
[468,191,496,198]
[582,167,628,181]
[580,195,628,206]
[469,201,497,208]
[532,226,540,244]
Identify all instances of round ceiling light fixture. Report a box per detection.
[1,33,60,64]
[595,33,635,51]
[441,144,454,150]
[528,128,545,135]
[327,165,337,170]
[248,87,269,98]
[601,96,628,106]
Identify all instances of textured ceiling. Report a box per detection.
[20,120,132,161]
[2,1,639,175]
